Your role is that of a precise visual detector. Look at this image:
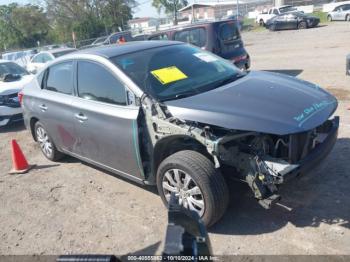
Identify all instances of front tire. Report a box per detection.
[156,150,229,227]
[34,121,63,161]
[327,15,332,22]
[298,21,307,29]
[346,15,350,22]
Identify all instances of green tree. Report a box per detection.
[152,0,188,25]
[44,0,135,42]
[0,3,50,50]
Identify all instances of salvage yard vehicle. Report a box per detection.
[256,5,298,26]
[26,48,77,74]
[266,12,320,31]
[21,42,339,227]
[148,20,250,70]
[0,60,33,127]
[327,4,350,21]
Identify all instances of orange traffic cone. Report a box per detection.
[9,139,34,174]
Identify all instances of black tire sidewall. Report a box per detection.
[298,21,307,29]
[156,150,228,227]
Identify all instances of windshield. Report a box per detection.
[0,62,28,78]
[280,6,297,13]
[111,44,245,102]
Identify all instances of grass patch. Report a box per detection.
[312,11,329,23]
[242,18,266,32]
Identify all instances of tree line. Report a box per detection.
[0,0,135,51]
[0,0,190,52]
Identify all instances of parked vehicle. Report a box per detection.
[26,48,77,74]
[103,31,133,45]
[0,60,33,127]
[256,5,299,26]
[22,42,339,227]
[91,36,109,45]
[148,20,250,70]
[132,34,151,41]
[266,12,320,30]
[327,4,350,21]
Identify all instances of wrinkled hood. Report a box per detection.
[0,74,34,95]
[164,71,337,135]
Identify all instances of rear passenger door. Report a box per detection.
[71,60,143,178]
[39,61,78,153]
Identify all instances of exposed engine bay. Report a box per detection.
[137,95,339,209]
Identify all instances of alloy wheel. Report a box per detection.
[162,168,205,217]
[36,126,53,157]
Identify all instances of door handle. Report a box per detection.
[75,113,88,122]
[39,104,47,111]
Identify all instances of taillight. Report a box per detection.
[18,91,24,105]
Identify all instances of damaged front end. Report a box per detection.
[213,116,339,208]
[140,95,339,209]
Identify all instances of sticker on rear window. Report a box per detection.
[151,66,188,85]
[194,53,218,63]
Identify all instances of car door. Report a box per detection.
[71,59,143,179]
[285,13,298,29]
[333,6,342,20]
[38,61,79,153]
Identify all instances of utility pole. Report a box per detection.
[236,0,239,19]
[174,0,178,25]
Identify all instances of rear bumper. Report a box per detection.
[284,116,339,181]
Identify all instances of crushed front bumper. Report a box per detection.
[284,116,339,181]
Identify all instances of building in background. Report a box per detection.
[128,17,160,33]
[178,0,271,21]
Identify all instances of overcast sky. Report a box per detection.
[0,0,165,17]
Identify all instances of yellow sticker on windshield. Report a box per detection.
[151,66,188,85]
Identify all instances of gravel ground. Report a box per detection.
[0,22,349,256]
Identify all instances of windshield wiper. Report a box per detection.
[214,73,246,88]
[161,91,199,102]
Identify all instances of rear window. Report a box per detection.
[219,23,240,41]
[174,28,206,47]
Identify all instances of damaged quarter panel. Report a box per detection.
[165,71,337,136]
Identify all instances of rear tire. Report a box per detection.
[346,15,350,22]
[34,121,63,161]
[156,150,229,227]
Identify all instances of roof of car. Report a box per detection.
[75,41,182,58]
[38,47,77,55]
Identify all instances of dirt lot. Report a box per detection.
[1,22,350,256]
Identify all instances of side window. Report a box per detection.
[44,61,73,95]
[174,29,206,47]
[174,30,189,43]
[150,33,168,40]
[273,9,279,15]
[32,54,43,63]
[77,61,127,106]
[219,23,240,41]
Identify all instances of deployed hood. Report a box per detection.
[0,74,33,95]
[164,71,337,135]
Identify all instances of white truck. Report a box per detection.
[256,5,299,26]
